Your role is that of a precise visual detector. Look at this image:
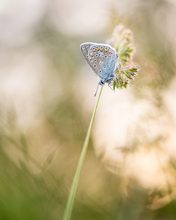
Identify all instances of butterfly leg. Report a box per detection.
[94,80,104,96]
[94,83,100,96]
[108,81,114,90]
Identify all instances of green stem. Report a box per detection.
[63,86,103,220]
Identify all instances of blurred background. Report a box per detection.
[0,0,176,219]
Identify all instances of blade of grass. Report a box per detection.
[63,86,103,220]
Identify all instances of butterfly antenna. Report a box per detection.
[94,83,100,97]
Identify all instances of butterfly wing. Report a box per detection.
[99,52,117,82]
[80,42,94,66]
[80,42,117,78]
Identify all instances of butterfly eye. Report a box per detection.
[93,64,97,68]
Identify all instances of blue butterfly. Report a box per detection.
[80,42,118,95]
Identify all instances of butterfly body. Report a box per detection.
[80,42,118,86]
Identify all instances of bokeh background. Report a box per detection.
[0,0,176,219]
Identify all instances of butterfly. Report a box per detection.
[80,42,118,95]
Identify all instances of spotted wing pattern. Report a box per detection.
[80,42,118,83]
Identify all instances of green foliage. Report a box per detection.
[0,147,62,220]
[108,25,139,89]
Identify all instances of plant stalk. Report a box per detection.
[63,86,103,220]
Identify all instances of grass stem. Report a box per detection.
[63,86,103,220]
